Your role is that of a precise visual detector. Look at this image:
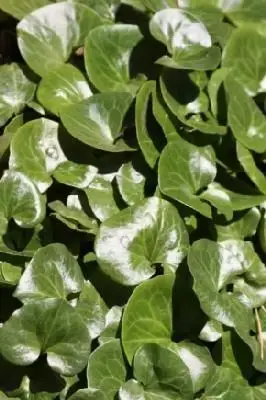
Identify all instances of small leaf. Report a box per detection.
[222,27,266,95]
[199,320,223,342]
[0,299,90,375]
[86,340,127,399]
[0,114,24,161]
[0,170,45,228]
[85,24,144,94]
[95,197,189,285]
[208,68,230,117]
[227,77,266,153]
[61,92,134,152]
[122,275,174,363]
[116,160,145,206]
[135,81,161,168]
[215,207,261,241]
[0,63,35,127]
[10,118,66,192]
[14,243,84,303]
[84,174,120,221]
[0,0,52,19]
[236,142,266,194]
[133,343,193,399]
[119,379,181,400]
[0,262,22,286]
[17,2,106,77]
[75,281,108,339]
[49,196,98,234]
[159,137,217,217]
[99,306,123,345]
[37,64,92,116]
[150,8,220,70]
[53,161,98,189]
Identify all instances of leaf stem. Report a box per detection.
[255,308,264,360]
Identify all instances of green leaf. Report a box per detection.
[99,306,123,345]
[0,0,52,19]
[86,340,127,399]
[135,81,161,168]
[84,174,120,221]
[208,68,230,117]
[0,114,24,161]
[187,239,262,326]
[202,367,253,400]
[53,161,98,189]
[75,281,108,339]
[0,170,45,228]
[199,320,223,342]
[85,24,144,94]
[116,160,145,206]
[227,77,266,154]
[259,205,266,252]
[223,27,266,96]
[159,137,217,217]
[122,275,174,363]
[169,342,214,393]
[236,142,266,194]
[95,197,189,285]
[0,299,90,375]
[60,92,134,152]
[75,0,119,21]
[17,2,106,77]
[10,118,66,192]
[37,64,92,116]
[49,194,98,234]
[0,63,35,127]
[0,261,22,286]
[200,182,233,221]
[215,207,261,241]
[150,9,221,70]
[14,243,84,303]
[119,379,181,400]
[133,343,193,399]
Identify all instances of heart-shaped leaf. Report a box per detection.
[14,243,84,303]
[37,64,92,116]
[122,275,174,363]
[0,299,90,375]
[10,118,66,192]
[17,2,106,77]
[85,24,144,93]
[86,340,127,399]
[0,63,35,127]
[159,137,217,217]
[0,170,45,228]
[95,197,189,285]
[60,92,134,152]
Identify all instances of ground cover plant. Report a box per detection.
[0,0,266,398]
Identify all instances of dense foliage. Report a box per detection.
[0,0,266,399]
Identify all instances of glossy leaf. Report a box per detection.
[85,24,144,93]
[0,114,24,160]
[159,137,217,217]
[0,299,90,375]
[37,64,92,116]
[119,379,181,400]
[84,174,120,221]
[0,170,45,228]
[53,161,98,189]
[95,197,189,285]
[135,81,161,168]
[227,77,266,153]
[86,340,127,399]
[75,281,108,339]
[236,142,266,194]
[60,92,134,152]
[133,343,193,399]
[122,275,174,363]
[0,262,22,286]
[99,306,123,345]
[10,118,66,192]
[116,160,145,206]
[17,2,105,77]
[0,63,35,127]
[0,0,52,19]
[14,243,84,302]
[223,27,266,95]
[49,194,98,234]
